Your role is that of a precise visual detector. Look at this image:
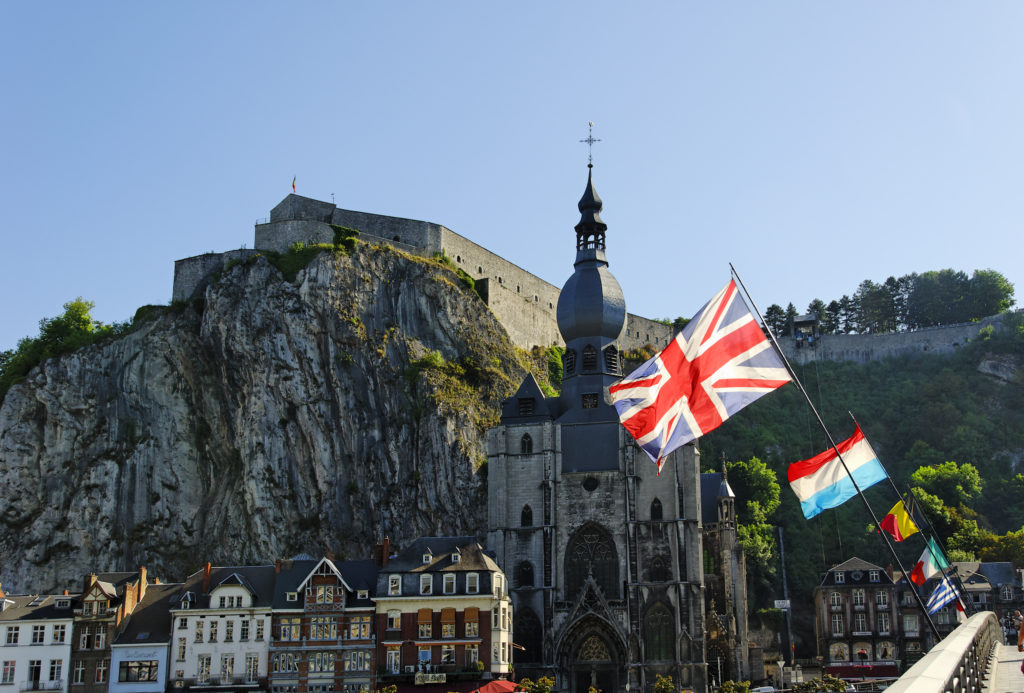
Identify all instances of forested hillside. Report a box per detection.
[699,313,1024,653]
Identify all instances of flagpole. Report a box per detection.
[845,412,970,615]
[729,264,942,642]
[898,481,971,615]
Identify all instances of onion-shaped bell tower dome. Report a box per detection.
[556,166,627,344]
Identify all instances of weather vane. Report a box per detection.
[579,121,601,166]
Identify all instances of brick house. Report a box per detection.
[374,537,512,693]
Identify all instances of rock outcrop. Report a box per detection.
[0,245,532,592]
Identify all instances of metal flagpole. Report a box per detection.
[845,411,971,616]
[729,263,942,642]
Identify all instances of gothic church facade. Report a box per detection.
[486,168,750,693]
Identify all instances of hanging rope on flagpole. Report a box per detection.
[729,263,942,642]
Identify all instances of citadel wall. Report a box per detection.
[778,313,1010,365]
[173,195,675,352]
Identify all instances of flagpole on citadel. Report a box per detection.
[728,263,942,642]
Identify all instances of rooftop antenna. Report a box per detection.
[579,121,601,167]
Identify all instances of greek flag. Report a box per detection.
[926,574,959,614]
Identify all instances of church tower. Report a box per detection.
[487,166,708,693]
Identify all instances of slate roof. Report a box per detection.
[171,565,277,608]
[818,557,892,586]
[113,583,181,646]
[700,473,732,524]
[387,537,500,573]
[501,374,555,423]
[0,595,76,622]
[975,562,1019,588]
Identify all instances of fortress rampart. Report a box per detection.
[173,194,674,353]
[777,312,1012,365]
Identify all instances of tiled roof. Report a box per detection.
[388,537,497,572]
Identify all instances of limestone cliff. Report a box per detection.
[0,245,533,592]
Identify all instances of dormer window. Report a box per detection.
[180,600,190,610]
[451,553,461,563]
[422,553,432,565]
[869,571,880,583]
[835,572,845,584]
[56,599,70,609]
[357,590,368,600]
[420,575,432,595]
[286,592,298,602]
[388,575,401,596]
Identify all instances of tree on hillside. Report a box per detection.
[911,461,983,508]
[785,303,798,336]
[821,300,841,334]
[763,304,787,337]
[907,269,970,327]
[966,269,1015,319]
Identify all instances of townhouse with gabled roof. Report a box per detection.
[267,555,377,693]
[373,537,512,693]
[109,582,181,693]
[168,564,275,692]
[0,587,75,693]
[70,569,149,693]
[813,558,899,680]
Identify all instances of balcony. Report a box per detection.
[177,677,266,690]
[21,681,65,692]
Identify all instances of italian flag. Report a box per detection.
[910,537,949,586]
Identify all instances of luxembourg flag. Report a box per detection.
[787,425,887,520]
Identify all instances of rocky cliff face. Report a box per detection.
[0,245,533,592]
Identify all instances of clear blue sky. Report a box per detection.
[3,3,1023,351]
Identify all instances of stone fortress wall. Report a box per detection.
[777,312,1013,365]
[173,194,674,353]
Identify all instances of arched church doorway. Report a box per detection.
[558,619,624,693]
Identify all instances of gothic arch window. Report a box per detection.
[521,505,533,527]
[514,609,542,663]
[565,523,619,601]
[649,555,669,583]
[520,434,533,454]
[603,345,619,374]
[564,349,577,375]
[644,602,674,661]
[582,345,598,371]
[516,561,534,588]
[651,498,663,521]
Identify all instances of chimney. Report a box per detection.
[0,582,4,599]
[138,566,148,602]
[63,589,69,596]
[85,573,97,594]
[886,564,895,581]
[374,537,391,568]
[275,559,282,574]
[202,562,212,593]
[154,577,161,585]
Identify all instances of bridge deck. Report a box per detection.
[986,644,1024,693]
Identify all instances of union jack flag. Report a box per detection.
[608,279,791,469]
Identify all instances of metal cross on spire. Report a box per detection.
[579,121,601,166]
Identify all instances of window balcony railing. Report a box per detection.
[20,680,65,692]
[852,631,873,637]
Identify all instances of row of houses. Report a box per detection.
[0,537,512,693]
[813,557,1024,679]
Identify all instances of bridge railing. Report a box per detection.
[886,611,1000,693]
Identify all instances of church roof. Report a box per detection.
[500,373,555,423]
[699,472,734,524]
